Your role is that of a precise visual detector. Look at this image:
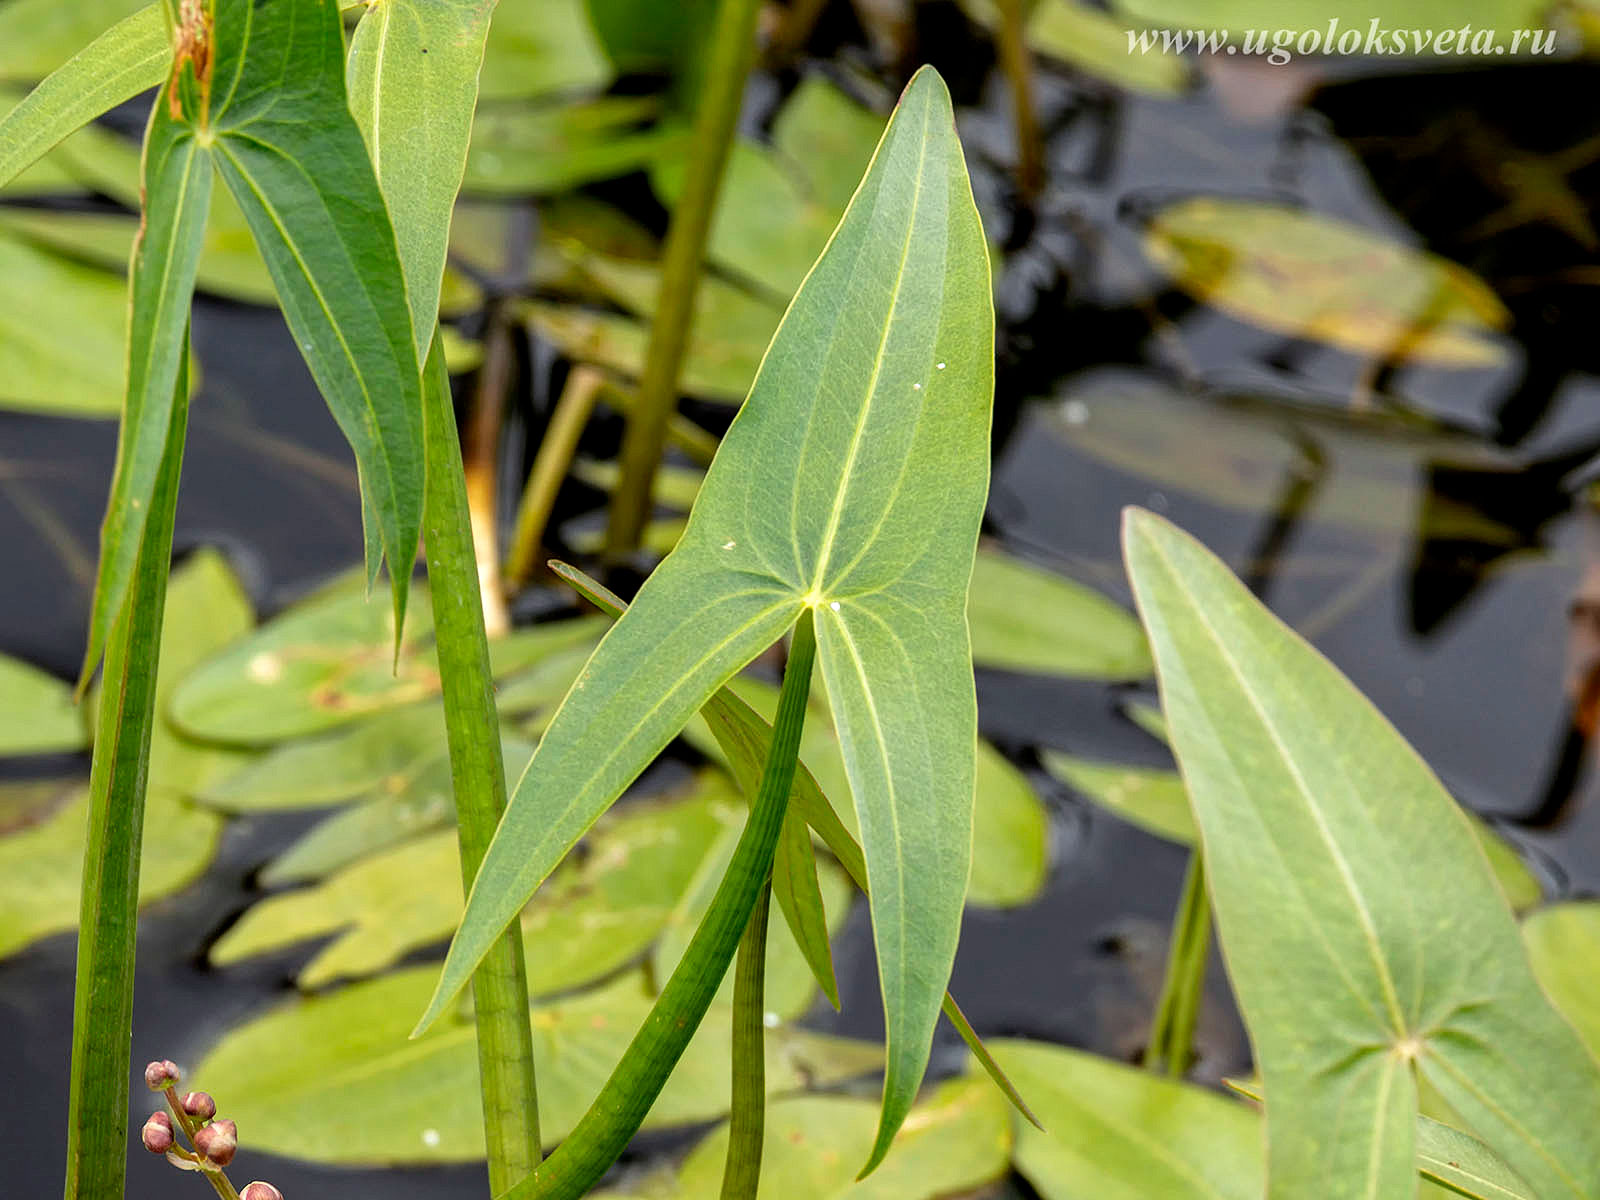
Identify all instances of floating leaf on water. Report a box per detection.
[194,968,881,1163]
[969,547,1152,680]
[653,75,885,298]
[641,1077,1011,1200]
[1046,370,1525,544]
[1144,198,1510,367]
[170,583,600,747]
[990,1038,1261,1198]
[196,703,450,813]
[216,772,749,992]
[522,256,782,404]
[170,573,438,745]
[0,551,251,958]
[0,653,85,755]
[1524,901,1600,1059]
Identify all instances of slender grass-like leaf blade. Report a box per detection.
[422,75,992,1179]
[1123,508,1600,1199]
[0,4,166,191]
[79,91,209,687]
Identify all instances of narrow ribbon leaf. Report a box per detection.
[0,4,166,191]
[79,79,210,690]
[208,0,424,639]
[1123,508,1600,1199]
[346,0,493,358]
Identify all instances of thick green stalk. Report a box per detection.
[63,345,191,1200]
[721,884,773,1199]
[993,0,1042,199]
[603,0,763,554]
[502,610,818,1200]
[1143,850,1211,1077]
[421,331,542,1188]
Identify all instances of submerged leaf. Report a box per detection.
[196,968,880,1163]
[1145,198,1509,366]
[1123,508,1600,1197]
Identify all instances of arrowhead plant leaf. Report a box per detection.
[420,66,993,1174]
[205,0,423,635]
[1122,508,1600,1200]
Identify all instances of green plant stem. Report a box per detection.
[1143,850,1211,1077]
[603,0,763,555]
[63,346,191,1200]
[505,365,604,590]
[503,610,817,1200]
[421,330,542,1188]
[994,0,1042,199]
[721,883,773,1199]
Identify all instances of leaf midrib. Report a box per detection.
[807,96,932,592]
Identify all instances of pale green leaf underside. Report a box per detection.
[1123,508,1600,1199]
[0,653,86,755]
[346,0,494,358]
[426,66,992,1171]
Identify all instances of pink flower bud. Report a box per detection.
[241,1184,284,1200]
[144,1060,181,1091]
[193,1118,237,1165]
[181,1091,216,1120]
[141,1111,174,1154]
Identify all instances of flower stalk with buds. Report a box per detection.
[139,1060,281,1200]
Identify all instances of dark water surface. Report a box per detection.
[5,43,1600,1200]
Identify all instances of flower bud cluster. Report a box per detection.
[139,1059,281,1198]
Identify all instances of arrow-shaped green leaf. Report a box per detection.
[420,67,992,1175]
[1123,508,1600,1199]
[205,0,423,634]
